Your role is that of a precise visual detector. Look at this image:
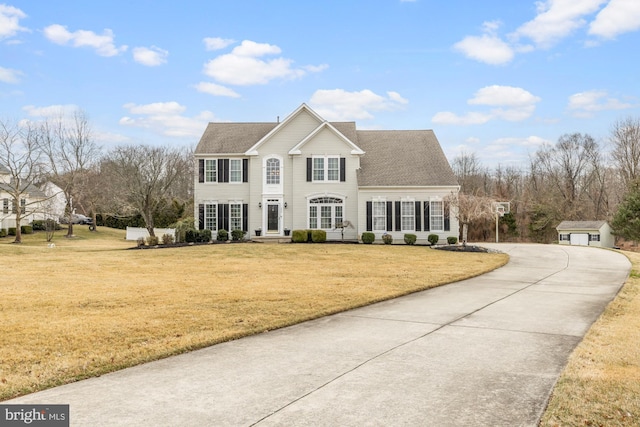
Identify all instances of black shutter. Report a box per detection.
[366,201,372,231]
[223,159,230,182]
[386,201,393,231]
[217,204,224,230]
[198,159,204,183]
[242,159,248,182]
[424,201,430,231]
[306,158,312,182]
[198,204,204,230]
[444,201,450,232]
[415,201,421,232]
[223,204,229,231]
[242,204,248,231]
[395,202,401,231]
[217,159,224,183]
[340,158,346,182]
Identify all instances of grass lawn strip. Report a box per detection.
[540,251,640,426]
[0,227,507,400]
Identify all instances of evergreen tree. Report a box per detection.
[611,180,640,241]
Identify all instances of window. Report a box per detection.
[589,234,600,242]
[230,203,242,230]
[230,159,242,183]
[205,160,217,182]
[266,158,280,184]
[373,201,386,231]
[312,156,339,182]
[2,198,8,214]
[20,199,25,214]
[308,197,344,229]
[204,204,216,230]
[430,200,444,231]
[401,201,415,231]
[559,234,570,241]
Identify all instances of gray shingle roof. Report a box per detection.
[356,130,458,187]
[556,220,608,230]
[195,123,278,155]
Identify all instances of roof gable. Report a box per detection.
[288,121,364,156]
[556,220,608,231]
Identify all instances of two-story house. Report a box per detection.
[194,103,459,243]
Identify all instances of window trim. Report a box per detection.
[307,195,345,230]
[372,199,387,232]
[229,201,243,230]
[430,199,444,232]
[401,199,415,232]
[204,159,217,183]
[312,155,340,183]
[229,159,243,183]
[204,202,217,230]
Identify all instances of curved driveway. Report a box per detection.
[7,244,631,426]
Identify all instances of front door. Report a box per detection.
[267,203,279,233]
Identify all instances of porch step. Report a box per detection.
[251,236,292,244]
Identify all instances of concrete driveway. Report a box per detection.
[6,244,630,426]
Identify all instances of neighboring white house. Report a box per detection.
[193,103,460,243]
[0,164,50,231]
[556,220,615,248]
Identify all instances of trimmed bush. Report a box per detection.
[185,229,197,243]
[447,236,458,244]
[291,229,308,243]
[8,227,16,236]
[136,237,146,247]
[404,233,417,245]
[311,229,326,243]
[428,234,439,246]
[20,225,33,235]
[216,229,229,242]
[146,235,159,246]
[361,232,375,244]
[161,234,175,245]
[307,229,314,242]
[382,233,393,244]
[231,229,246,241]
[0,229,6,237]
[198,229,212,243]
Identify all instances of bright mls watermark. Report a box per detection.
[0,405,69,427]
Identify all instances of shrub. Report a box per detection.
[20,225,33,235]
[311,229,326,243]
[382,233,393,244]
[0,229,6,237]
[291,229,308,243]
[198,229,212,243]
[361,232,375,244]
[231,229,246,241]
[136,237,146,247]
[447,236,458,244]
[428,234,439,246]
[216,229,229,242]
[185,229,197,243]
[146,235,159,246]
[31,220,46,231]
[404,234,417,245]
[307,229,313,242]
[161,233,175,245]
[8,227,16,236]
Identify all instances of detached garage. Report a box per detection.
[556,221,615,248]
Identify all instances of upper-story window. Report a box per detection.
[313,156,340,182]
[266,158,280,185]
[230,159,242,183]
[205,160,217,182]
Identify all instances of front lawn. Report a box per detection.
[0,227,507,400]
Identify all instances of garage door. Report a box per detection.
[570,233,589,246]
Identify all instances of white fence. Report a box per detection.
[125,227,176,241]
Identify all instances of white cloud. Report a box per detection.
[202,39,325,86]
[589,0,640,39]
[309,89,408,121]
[203,37,235,51]
[193,82,240,98]
[453,24,514,65]
[513,0,606,48]
[433,85,540,125]
[43,24,127,57]
[567,90,634,117]
[133,46,168,66]
[120,102,217,138]
[22,104,79,117]
[0,66,22,84]
[0,4,27,40]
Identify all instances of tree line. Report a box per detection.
[0,110,193,243]
[450,116,640,244]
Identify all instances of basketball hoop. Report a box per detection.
[493,202,510,242]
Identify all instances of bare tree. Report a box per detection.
[0,120,47,243]
[451,150,490,195]
[610,116,640,189]
[104,144,187,237]
[39,110,100,237]
[445,191,495,244]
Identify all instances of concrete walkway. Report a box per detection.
[7,244,630,426]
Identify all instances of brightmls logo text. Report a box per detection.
[0,405,69,427]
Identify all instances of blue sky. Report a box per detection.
[1,0,639,167]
